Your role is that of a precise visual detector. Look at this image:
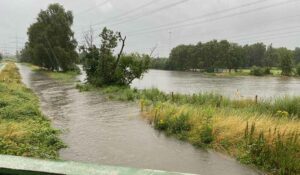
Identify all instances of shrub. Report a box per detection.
[250,66,271,76]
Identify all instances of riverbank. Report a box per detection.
[77,84,300,175]
[0,62,65,159]
[22,63,80,82]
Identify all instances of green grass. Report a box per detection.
[22,63,80,82]
[77,84,300,174]
[203,68,283,77]
[42,71,79,81]
[0,62,65,159]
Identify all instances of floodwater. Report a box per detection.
[17,64,261,175]
[132,69,300,99]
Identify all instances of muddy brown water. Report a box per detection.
[132,69,300,99]
[17,64,262,175]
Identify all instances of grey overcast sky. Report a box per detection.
[0,0,300,57]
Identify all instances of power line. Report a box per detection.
[75,0,110,16]
[127,0,300,37]
[81,0,190,34]
[106,0,190,27]
[126,0,270,35]
[91,0,162,27]
[234,30,300,43]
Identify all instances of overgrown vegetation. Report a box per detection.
[80,27,150,86]
[0,62,65,159]
[77,84,300,174]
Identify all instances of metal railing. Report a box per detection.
[0,155,196,175]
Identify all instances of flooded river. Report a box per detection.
[132,69,300,99]
[18,64,261,175]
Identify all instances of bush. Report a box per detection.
[250,66,271,76]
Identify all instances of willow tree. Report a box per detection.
[23,3,78,71]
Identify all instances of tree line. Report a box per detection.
[151,40,300,76]
[20,3,150,86]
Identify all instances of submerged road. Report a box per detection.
[17,64,261,175]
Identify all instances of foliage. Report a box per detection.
[0,53,3,61]
[250,66,271,76]
[157,40,298,76]
[81,27,150,86]
[0,63,65,159]
[149,58,169,70]
[296,64,300,76]
[20,3,78,72]
[242,123,299,174]
[294,47,300,64]
[278,48,294,76]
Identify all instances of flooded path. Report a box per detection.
[18,64,261,175]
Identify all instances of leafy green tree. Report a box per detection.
[294,47,300,64]
[201,40,219,72]
[0,53,3,61]
[22,3,78,71]
[244,43,266,67]
[278,48,293,76]
[296,64,300,76]
[150,58,169,70]
[81,27,150,86]
[264,44,279,68]
[227,43,244,72]
[169,45,194,70]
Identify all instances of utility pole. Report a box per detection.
[168,31,172,53]
[15,34,19,60]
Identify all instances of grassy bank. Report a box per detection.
[22,63,79,82]
[0,62,65,159]
[206,68,282,77]
[77,84,299,174]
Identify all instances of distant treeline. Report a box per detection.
[150,40,300,74]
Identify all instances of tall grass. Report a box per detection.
[144,103,299,174]
[77,84,300,118]
[0,62,65,159]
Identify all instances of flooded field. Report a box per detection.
[17,64,261,175]
[132,69,300,99]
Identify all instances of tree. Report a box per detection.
[226,43,244,72]
[150,58,169,70]
[22,3,78,71]
[0,53,3,61]
[264,44,279,68]
[278,48,293,76]
[169,45,194,70]
[201,40,219,72]
[244,43,266,67]
[81,27,150,86]
[294,47,300,64]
